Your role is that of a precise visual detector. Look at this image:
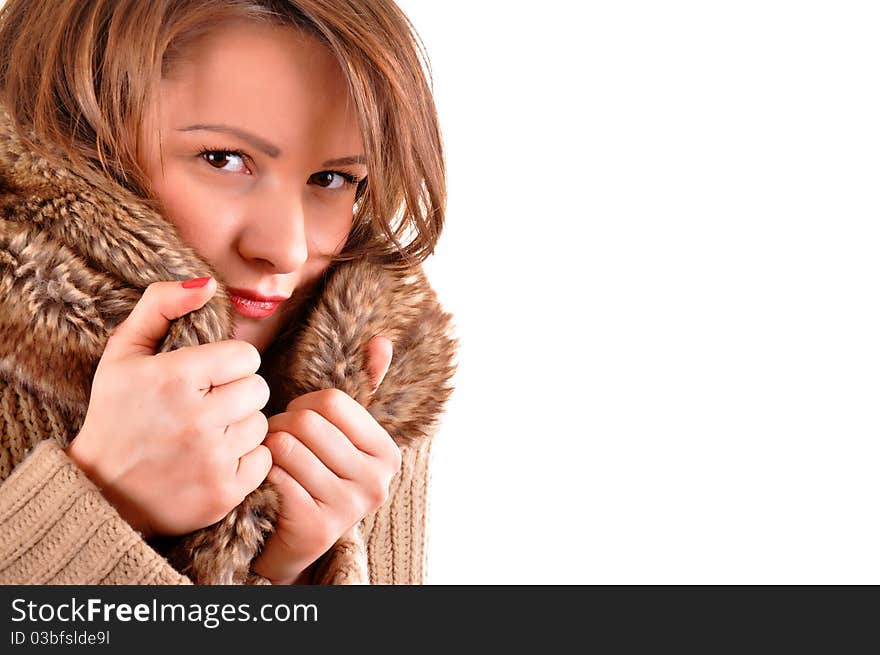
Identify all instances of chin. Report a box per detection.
[232,324,257,345]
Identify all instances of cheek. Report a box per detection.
[152,173,234,253]
[305,207,356,257]
[297,207,355,289]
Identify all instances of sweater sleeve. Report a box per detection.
[0,380,271,585]
[362,437,435,584]
[0,439,193,584]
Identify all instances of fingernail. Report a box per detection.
[181,276,212,289]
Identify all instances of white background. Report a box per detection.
[397,1,880,583]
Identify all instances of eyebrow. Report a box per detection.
[176,124,366,167]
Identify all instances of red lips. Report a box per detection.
[226,288,289,303]
[227,287,289,319]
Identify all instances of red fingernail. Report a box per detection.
[181,276,212,288]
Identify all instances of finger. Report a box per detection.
[267,409,365,481]
[264,431,340,505]
[234,444,272,494]
[224,411,269,459]
[285,388,395,459]
[103,277,217,362]
[266,464,315,510]
[365,335,393,392]
[157,339,261,390]
[202,374,271,427]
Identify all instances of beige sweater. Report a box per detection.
[0,377,433,584]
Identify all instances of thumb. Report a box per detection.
[365,335,393,393]
[103,276,217,361]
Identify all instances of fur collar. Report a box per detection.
[0,104,457,583]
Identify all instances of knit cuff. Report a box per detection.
[368,437,433,584]
[0,439,192,584]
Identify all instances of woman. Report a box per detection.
[0,0,456,584]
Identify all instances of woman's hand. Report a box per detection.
[65,278,273,538]
[252,336,401,585]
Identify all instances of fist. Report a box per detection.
[252,336,401,584]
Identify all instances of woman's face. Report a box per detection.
[138,20,366,353]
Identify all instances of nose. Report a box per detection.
[235,188,309,274]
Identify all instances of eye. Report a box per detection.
[198,148,251,175]
[309,170,361,190]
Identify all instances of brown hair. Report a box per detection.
[0,0,445,268]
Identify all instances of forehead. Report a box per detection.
[154,20,361,153]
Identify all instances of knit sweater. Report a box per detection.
[0,103,456,585]
[0,406,433,584]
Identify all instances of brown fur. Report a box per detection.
[0,104,458,584]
